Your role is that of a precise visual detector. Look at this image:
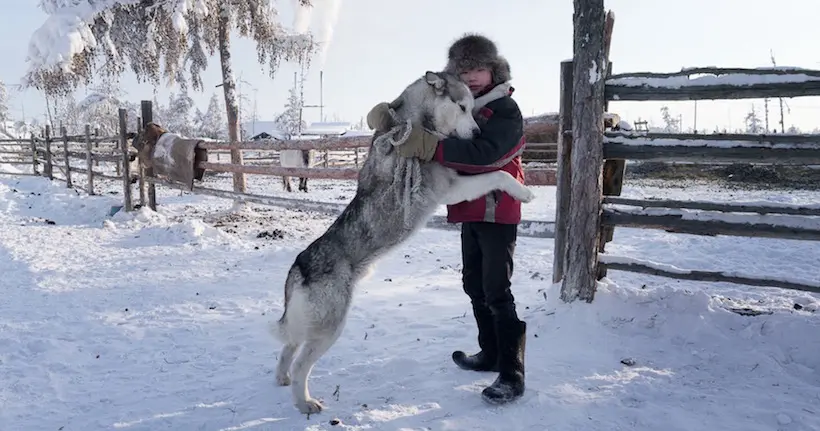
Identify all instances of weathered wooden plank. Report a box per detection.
[600,257,820,294]
[606,78,820,101]
[119,109,133,211]
[596,11,620,281]
[603,141,820,164]
[601,209,820,242]
[30,134,38,176]
[146,177,555,239]
[61,126,72,188]
[141,101,157,211]
[603,197,820,216]
[0,171,39,177]
[608,67,820,80]
[606,131,820,145]
[199,161,558,186]
[552,61,575,284]
[70,166,131,182]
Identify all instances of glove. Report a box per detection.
[366,102,394,131]
[395,126,440,161]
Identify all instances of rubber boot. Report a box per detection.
[452,307,498,372]
[481,319,526,404]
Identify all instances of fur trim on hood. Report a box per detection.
[444,33,511,85]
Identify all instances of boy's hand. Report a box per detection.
[395,126,440,161]
[366,102,394,131]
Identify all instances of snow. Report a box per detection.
[588,60,601,84]
[1,162,820,430]
[25,0,213,78]
[615,120,633,131]
[26,7,99,73]
[606,69,820,89]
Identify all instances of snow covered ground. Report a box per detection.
[1,162,819,431]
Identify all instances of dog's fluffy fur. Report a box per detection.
[271,71,535,414]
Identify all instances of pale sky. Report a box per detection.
[2,0,820,132]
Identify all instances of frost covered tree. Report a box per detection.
[164,90,195,137]
[744,105,764,134]
[76,79,139,135]
[24,0,318,192]
[660,106,680,133]
[56,96,83,134]
[0,79,9,127]
[274,85,305,136]
[194,93,225,139]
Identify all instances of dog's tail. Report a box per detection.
[270,266,306,344]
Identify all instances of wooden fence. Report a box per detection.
[0,119,137,205]
[553,7,820,303]
[131,100,559,238]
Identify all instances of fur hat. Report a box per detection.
[444,33,511,85]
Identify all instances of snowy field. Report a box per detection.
[1,162,819,431]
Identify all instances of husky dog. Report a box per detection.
[271,71,535,414]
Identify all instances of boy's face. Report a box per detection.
[459,67,493,95]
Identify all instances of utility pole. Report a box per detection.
[303,70,325,125]
[693,101,698,133]
[770,50,786,133]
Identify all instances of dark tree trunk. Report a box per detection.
[217,4,246,194]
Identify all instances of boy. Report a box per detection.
[367,33,527,405]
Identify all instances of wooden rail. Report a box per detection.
[0,119,135,204]
[605,67,820,101]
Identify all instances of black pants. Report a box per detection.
[460,221,519,323]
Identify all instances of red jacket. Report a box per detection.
[432,86,526,225]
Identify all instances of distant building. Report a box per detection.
[240,121,288,140]
[301,122,351,137]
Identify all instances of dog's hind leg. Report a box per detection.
[275,342,300,386]
[289,329,343,414]
[442,171,535,205]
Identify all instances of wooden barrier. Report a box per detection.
[553,4,820,302]
[0,120,137,207]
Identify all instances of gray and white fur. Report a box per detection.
[270,71,535,414]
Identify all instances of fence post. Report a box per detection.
[552,60,574,284]
[61,126,72,188]
[94,128,100,167]
[118,109,133,211]
[85,125,94,195]
[595,12,619,281]
[136,116,146,207]
[30,134,39,176]
[140,100,157,211]
[44,125,53,180]
[560,0,606,303]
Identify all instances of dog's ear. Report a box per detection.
[424,71,447,96]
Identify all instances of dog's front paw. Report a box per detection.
[515,187,536,203]
[275,372,291,386]
[295,398,324,414]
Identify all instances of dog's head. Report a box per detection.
[388,71,480,140]
[132,122,168,169]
